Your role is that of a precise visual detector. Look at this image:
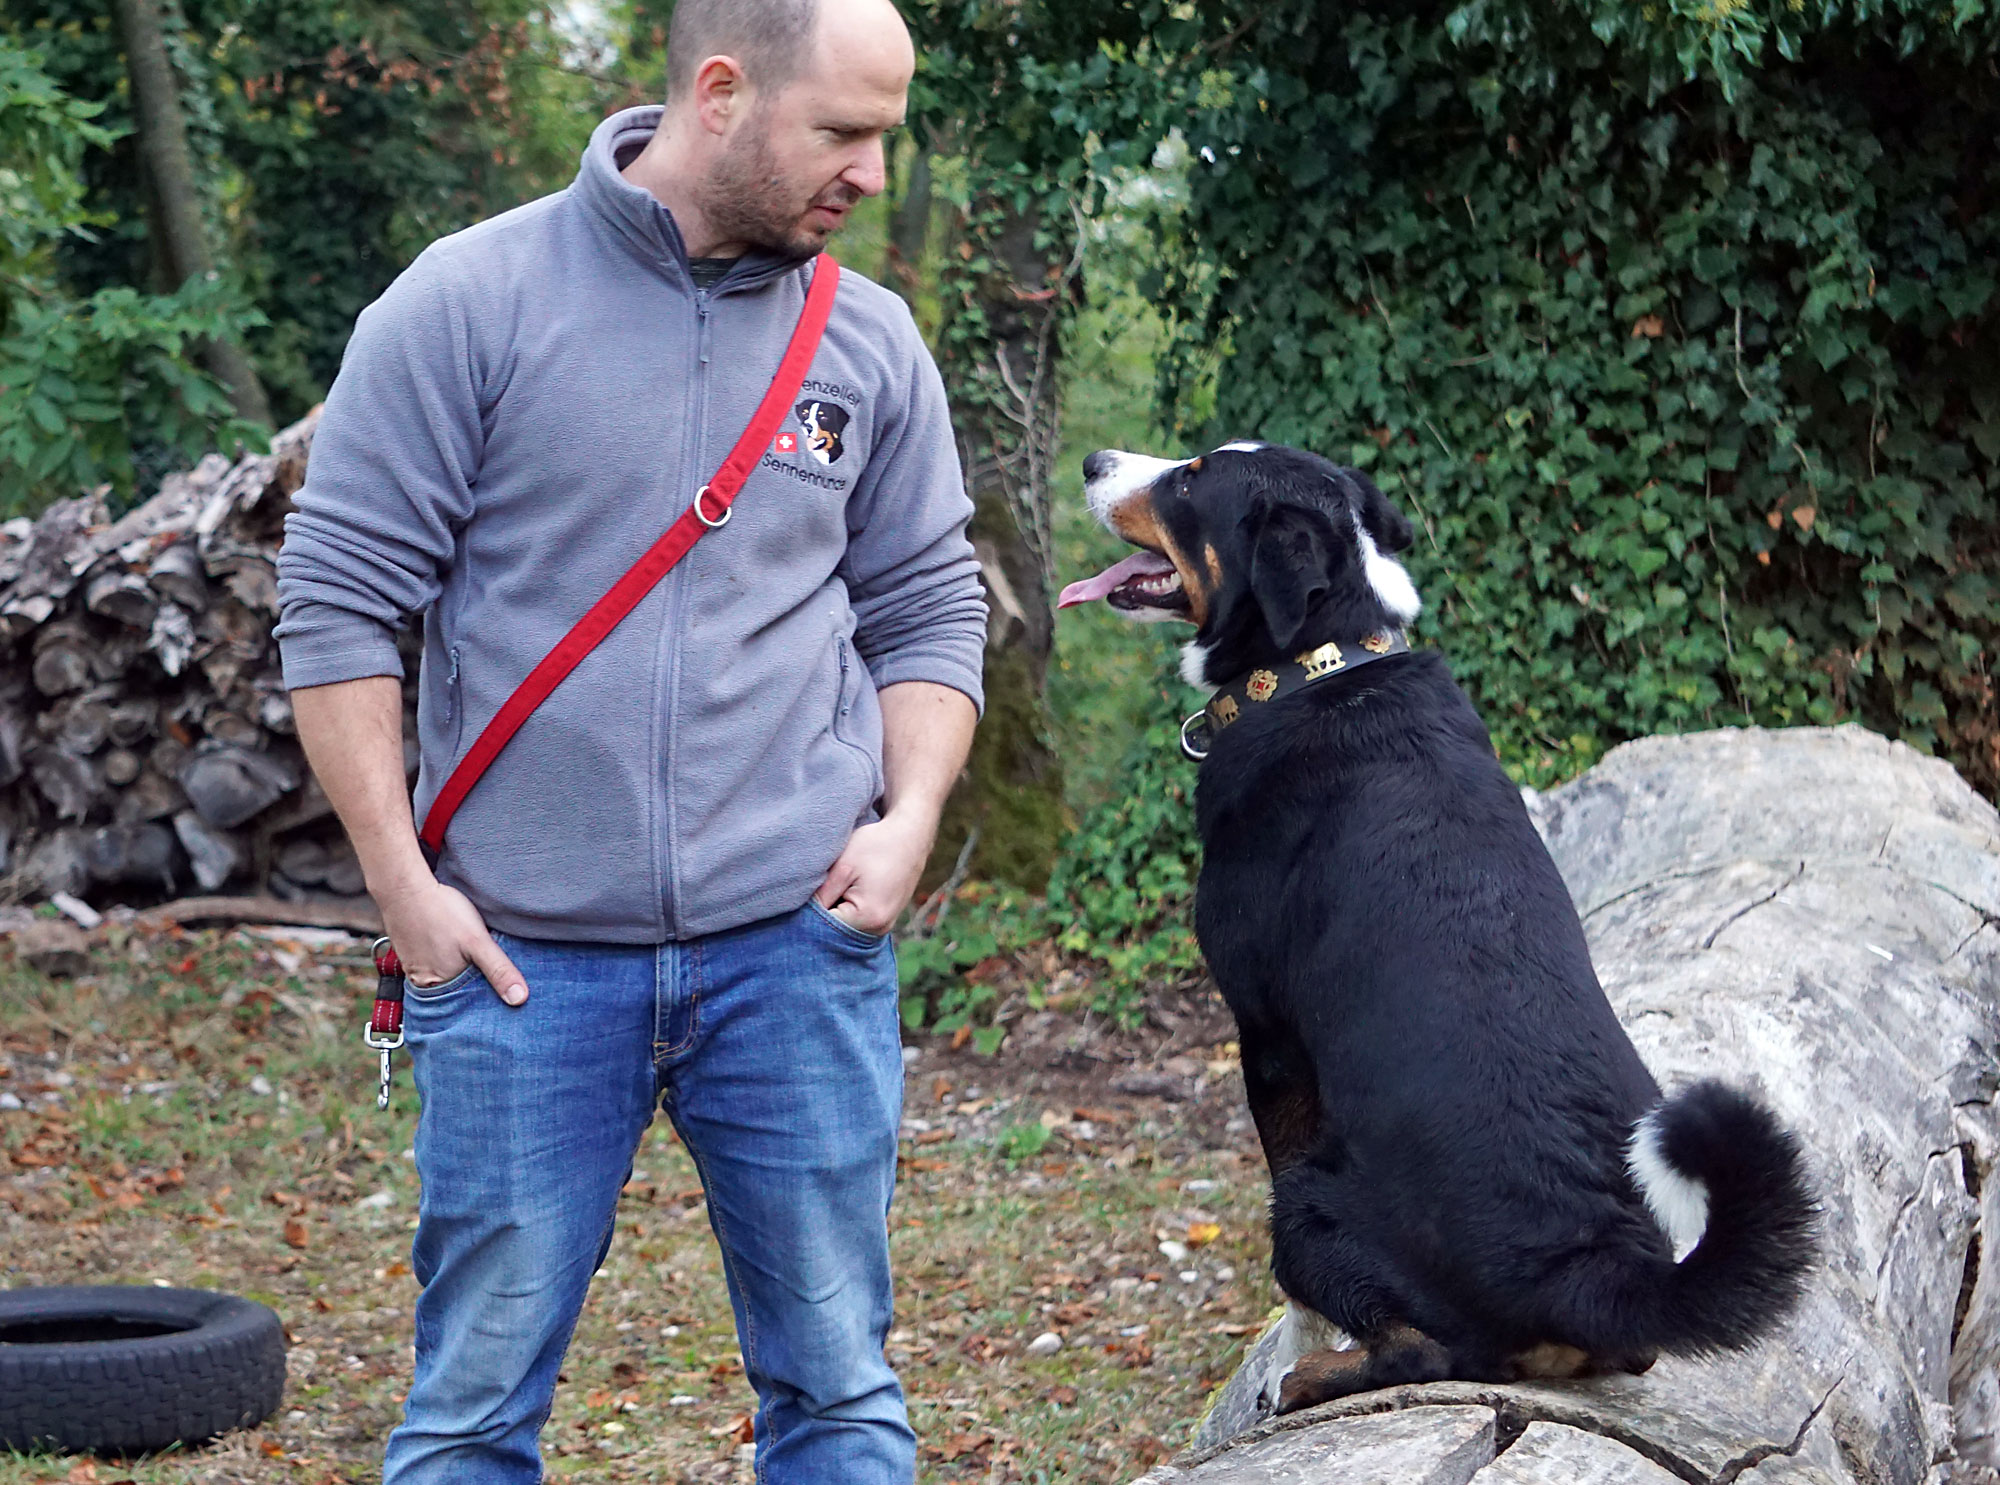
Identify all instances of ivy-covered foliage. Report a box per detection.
[0,35,265,513]
[1144,0,2000,796]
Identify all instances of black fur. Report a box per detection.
[1099,443,1817,1392]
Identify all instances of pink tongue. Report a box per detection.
[1057,550,1176,609]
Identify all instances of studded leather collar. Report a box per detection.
[1180,629,1411,760]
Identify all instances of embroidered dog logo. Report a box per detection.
[794,399,850,465]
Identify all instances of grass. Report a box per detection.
[0,926,1275,1483]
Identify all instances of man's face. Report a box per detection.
[695,10,911,257]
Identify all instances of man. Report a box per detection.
[273,0,983,1479]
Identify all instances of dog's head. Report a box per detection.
[794,399,850,464]
[1058,441,1421,688]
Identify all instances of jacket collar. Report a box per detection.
[1180,629,1412,760]
[574,106,814,295]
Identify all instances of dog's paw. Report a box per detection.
[1274,1345,1373,1413]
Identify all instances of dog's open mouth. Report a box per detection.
[1056,549,1188,615]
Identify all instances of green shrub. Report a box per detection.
[0,34,265,514]
[1145,0,2000,796]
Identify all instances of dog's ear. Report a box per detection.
[1343,470,1414,556]
[1249,503,1334,651]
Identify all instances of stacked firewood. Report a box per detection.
[0,410,416,908]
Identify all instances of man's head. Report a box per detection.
[662,0,913,258]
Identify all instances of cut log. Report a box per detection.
[0,699,28,787]
[27,746,102,821]
[171,808,242,892]
[1150,728,1999,1485]
[30,622,95,697]
[274,836,327,885]
[50,696,110,755]
[137,893,382,935]
[84,822,179,892]
[321,840,364,896]
[102,748,141,787]
[145,539,209,611]
[0,408,417,909]
[18,828,90,898]
[201,709,262,749]
[105,697,156,748]
[148,602,196,676]
[178,742,297,828]
[83,567,158,629]
[115,767,187,823]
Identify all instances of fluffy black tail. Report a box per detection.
[1582,1080,1819,1355]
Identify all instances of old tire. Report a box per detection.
[0,1286,286,1453]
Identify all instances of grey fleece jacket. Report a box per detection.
[274,106,986,943]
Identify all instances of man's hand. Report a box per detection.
[289,677,528,1008]
[814,680,978,935]
[815,811,932,936]
[378,873,530,1005]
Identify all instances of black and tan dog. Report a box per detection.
[1058,441,1816,1411]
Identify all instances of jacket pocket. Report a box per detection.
[831,635,883,800]
[443,645,464,757]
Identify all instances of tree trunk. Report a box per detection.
[885,146,932,294]
[1147,727,2000,1485]
[112,0,270,428]
[928,199,1072,892]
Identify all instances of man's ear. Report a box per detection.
[1342,470,1414,555]
[1248,503,1333,651]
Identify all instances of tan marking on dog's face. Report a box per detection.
[1105,489,1212,626]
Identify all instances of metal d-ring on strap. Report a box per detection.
[1180,709,1213,762]
[693,484,732,529]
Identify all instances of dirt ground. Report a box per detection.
[0,921,1277,1484]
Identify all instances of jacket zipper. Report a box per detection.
[659,284,713,939]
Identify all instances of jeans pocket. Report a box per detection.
[805,897,889,948]
[403,960,485,1003]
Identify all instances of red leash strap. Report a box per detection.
[417,254,841,854]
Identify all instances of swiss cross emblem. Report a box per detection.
[774,431,799,455]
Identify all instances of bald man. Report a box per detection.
[274,1,982,1479]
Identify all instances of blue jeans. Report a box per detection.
[381,901,913,1484]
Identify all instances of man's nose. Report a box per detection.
[844,139,887,198]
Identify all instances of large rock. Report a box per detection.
[1140,726,1999,1485]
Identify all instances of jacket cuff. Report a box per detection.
[277,610,407,690]
[867,650,986,719]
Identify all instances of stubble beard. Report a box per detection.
[700,120,844,259]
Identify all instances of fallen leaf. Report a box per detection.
[1631,314,1664,338]
[1072,1106,1125,1125]
[937,1430,993,1462]
[1793,506,1816,531]
[1048,1385,1079,1405]
[259,1441,285,1459]
[1186,1221,1222,1248]
[283,1217,309,1249]
[1767,509,1784,529]
[66,1461,99,1483]
[932,1075,952,1103]
[1757,550,1772,566]
[950,1025,972,1051]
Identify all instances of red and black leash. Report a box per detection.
[366,937,405,1110]
[364,255,842,1110]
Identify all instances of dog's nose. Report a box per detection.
[1083,450,1115,483]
